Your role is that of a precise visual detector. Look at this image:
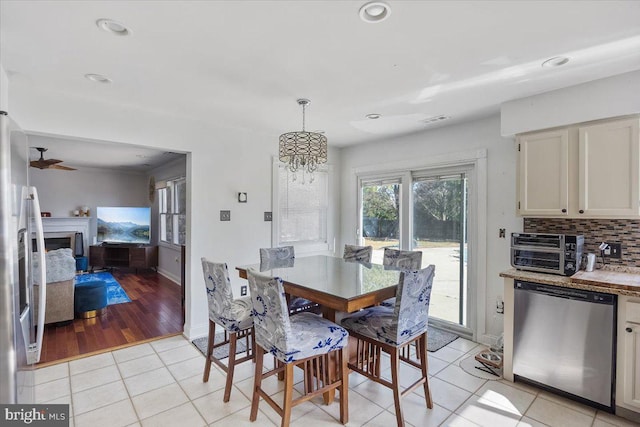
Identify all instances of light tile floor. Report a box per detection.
[34,335,639,427]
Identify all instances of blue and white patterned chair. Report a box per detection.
[383,248,422,269]
[247,269,349,426]
[380,248,423,308]
[259,246,295,264]
[341,265,435,427]
[343,244,373,263]
[260,246,317,314]
[201,258,254,402]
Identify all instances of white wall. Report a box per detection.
[501,70,640,136]
[0,65,8,110]
[149,157,187,284]
[339,114,521,342]
[29,167,148,247]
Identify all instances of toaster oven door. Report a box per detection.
[511,248,563,274]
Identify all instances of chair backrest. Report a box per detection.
[383,248,422,269]
[343,244,373,263]
[259,246,295,263]
[247,269,292,353]
[201,258,235,326]
[392,265,435,343]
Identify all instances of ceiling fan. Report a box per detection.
[30,147,76,171]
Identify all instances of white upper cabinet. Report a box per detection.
[517,116,640,218]
[518,129,569,216]
[579,118,640,216]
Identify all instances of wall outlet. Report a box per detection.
[240,285,247,296]
[264,212,272,221]
[609,242,622,258]
[220,210,231,221]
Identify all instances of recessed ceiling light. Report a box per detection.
[541,56,570,68]
[96,18,130,36]
[366,113,382,119]
[84,73,112,83]
[359,2,391,23]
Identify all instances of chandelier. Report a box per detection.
[279,98,327,179]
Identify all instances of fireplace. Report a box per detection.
[36,217,90,257]
[43,236,72,251]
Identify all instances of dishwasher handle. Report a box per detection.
[515,280,616,305]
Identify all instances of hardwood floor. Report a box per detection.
[39,270,183,365]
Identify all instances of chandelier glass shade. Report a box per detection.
[279,99,327,175]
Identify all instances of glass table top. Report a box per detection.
[239,255,401,300]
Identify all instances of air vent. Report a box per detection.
[422,115,450,124]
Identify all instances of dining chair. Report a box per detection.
[341,265,436,427]
[201,258,254,402]
[380,248,423,308]
[247,269,349,427]
[383,248,423,269]
[260,246,317,313]
[343,244,373,263]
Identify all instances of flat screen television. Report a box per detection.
[96,206,151,244]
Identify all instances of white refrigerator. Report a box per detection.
[0,111,46,404]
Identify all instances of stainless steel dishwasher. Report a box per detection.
[513,280,616,412]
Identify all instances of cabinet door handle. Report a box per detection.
[579,209,585,214]
[561,209,567,213]
[627,327,633,333]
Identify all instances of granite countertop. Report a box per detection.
[500,266,640,297]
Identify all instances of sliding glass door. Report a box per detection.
[358,168,470,330]
[412,172,468,326]
[360,178,401,264]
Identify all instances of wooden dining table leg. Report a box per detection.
[322,306,338,405]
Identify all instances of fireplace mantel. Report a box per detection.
[36,217,91,256]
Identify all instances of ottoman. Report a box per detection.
[74,280,108,318]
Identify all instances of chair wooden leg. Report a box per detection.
[250,345,265,422]
[390,347,404,427]
[339,347,349,424]
[419,334,433,408]
[203,320,216,382]
[223,332,238,402]
[281,364,295,427]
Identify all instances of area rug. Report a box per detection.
[75,272,131,305]
[192,332,250,361]
[428,326,459,352]
[193,326,457,360]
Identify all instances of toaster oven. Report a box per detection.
[511,233,584,276]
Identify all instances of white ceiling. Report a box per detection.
[2,1,640,169]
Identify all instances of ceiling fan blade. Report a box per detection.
[49,164,77,171]
[29,161,48,169]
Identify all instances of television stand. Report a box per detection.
[89,244,158,271]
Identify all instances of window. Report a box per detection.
[158,177,186,246]
[273,163,330,254]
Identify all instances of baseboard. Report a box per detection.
[480,333,501,348]
[184,322,208,341]
[157,268,180,285]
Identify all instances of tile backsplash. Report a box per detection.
[524,218,640,267]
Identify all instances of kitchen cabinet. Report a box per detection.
[617,297,640,413]
[517,129,569,216]
[517,116,640,218]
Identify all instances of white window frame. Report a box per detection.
[272,158,333,255]
[158,176,186,248]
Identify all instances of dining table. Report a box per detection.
[236,254,402,403]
